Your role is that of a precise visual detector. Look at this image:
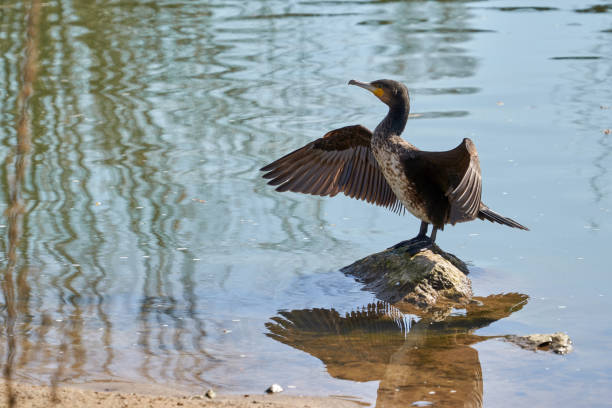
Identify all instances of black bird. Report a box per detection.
[260,79,528,246]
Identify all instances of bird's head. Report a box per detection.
[348,79,410,109]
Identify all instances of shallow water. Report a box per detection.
[0,0,611,406]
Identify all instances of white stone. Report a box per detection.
[266,384,283,393]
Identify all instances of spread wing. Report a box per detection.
[404,138,481,224]
[446,139,481,223]
[260,125,403,212]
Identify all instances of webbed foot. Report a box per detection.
[389,236,433,255]
[388,221,437,255]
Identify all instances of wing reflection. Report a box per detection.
[266,293,528,408]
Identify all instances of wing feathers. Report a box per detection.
[448,158,481,223]
[365,162,375,203]
[445,139,482,224]
[260,126,403,212]
[350,147,367,198]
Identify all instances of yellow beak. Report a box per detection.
[348,80,384,98]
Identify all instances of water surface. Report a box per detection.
[1,0,611,407]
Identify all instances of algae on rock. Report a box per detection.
[341,243,472,310]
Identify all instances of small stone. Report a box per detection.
[504,332,573,355]
[266,384,283,393]
[205,389,216,399]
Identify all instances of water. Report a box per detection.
[0,0,611,406]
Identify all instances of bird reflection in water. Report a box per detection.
[266,293,528,408]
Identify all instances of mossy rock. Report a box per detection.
[341,242,472,310]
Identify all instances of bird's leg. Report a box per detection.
[430,227,438,243]
[417,221,428,238]
[390,221,433,250]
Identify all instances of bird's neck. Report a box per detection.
[375,102,409,139]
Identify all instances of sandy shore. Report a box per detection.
[0,382,364,408]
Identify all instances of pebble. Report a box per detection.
[205,389,216,399]
[266,384,283,394]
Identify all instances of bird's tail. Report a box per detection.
[478,204,529,231]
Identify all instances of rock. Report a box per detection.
[341,242,472,310]
[205,389,216,399]
[504,332,573,355]
[266,384,283,394]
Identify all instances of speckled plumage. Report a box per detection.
[371,136,431,223]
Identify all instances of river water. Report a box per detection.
[0,0,611,407]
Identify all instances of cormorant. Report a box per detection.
[260,79,528,246]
